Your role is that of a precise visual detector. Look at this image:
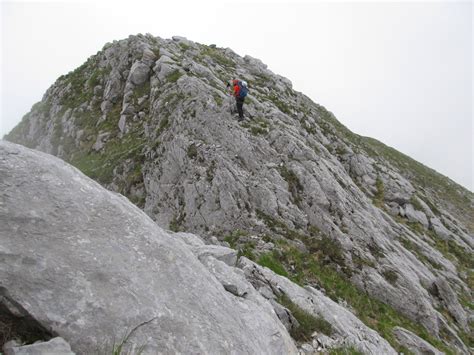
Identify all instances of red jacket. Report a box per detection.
[232,80,240,97]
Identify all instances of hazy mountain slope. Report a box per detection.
[5,34,473,353]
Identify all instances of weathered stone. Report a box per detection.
[269,299,300,333]
[103,71,122,103]
[152,55,179,82]
[93,85,103,96]
[312,334,337,350]
[141,48,157,66]
[92,132,110,151]
[299,343,314,353]
[198,255,253,299]
[173,231,205,247]
[129,61,150,86]
[430,218,451,240]
[238,257,397,355]
[392,327,444,355]
[405,203,430,228]
[195,245,238,266]
[118,114,126,133]
[432,278,468,330]
[3,338,74,355]
[0,141,297,355]
[100,100,113,114]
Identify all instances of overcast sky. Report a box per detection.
[1,0,472,191]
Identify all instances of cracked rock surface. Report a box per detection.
[0,141,296,354]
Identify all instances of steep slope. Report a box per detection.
[1,140,396,354]
[0,141,297,354]
[5,34,473,353]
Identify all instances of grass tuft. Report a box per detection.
[277,293,333,342]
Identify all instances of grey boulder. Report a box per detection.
[0,141,297,355]
[404,203,429,228]
[3,338,74,355]
[128,61,151,86]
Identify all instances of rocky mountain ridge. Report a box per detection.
[4,34,473,353]
[1,140,400,354]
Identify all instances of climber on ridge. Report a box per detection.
[227,79,248,121]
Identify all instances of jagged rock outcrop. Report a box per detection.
[392,327,444,355]
[237,257,397,354]
[4,34,473,353]
[1,141,403,354]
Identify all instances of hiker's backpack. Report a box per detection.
[238,81,249,98]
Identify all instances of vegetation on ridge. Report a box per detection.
[252,238,456,354]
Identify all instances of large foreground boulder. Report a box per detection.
[0,141,296,354]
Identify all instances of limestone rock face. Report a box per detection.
[238,257,397,355]
[392,327,445,355]
[4,33,473,354]
[3,338,74,355]
[0,141,297,355]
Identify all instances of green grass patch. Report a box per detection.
[351,253,376,270]
[382,270,399,285]
[98,318,155,355]
[169,213,186,232]
[268,93,292,115]
[429,232,474,272]
[258,251,289,277]
[410,195,424,211]
[277,293,333,342]
[57,58,102,108]
[200,46,235,67]
[243,117,270,136]
[372,176,385,208]
[222,229,249,248]
[250,126,266,135]
[213,93,223,106]
[255,242,453,354]
[255,210,306,241]
[178,42,191,51]
[69,130,145,185]
[237,242,256,261]
[186,143,198,159]
[406,221,425,235]
[155,117,170,137]
[278,166,304,207]
[166,70,183,83]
